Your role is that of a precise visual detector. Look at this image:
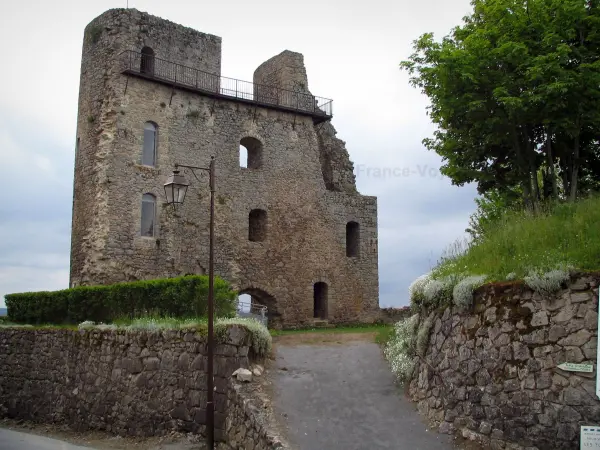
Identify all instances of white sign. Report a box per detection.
[559,362,594,373]
[581,426,600,449]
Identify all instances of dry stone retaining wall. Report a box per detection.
[0,325,283,448]
[408,274,600,450]
[219,381,289,450]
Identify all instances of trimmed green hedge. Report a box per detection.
[5,275,237,325]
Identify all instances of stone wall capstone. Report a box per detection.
[0,325,258,442]
[408,274,600,450]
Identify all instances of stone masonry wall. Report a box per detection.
[408,274,600,450]
[379,306,412,324]
[0,325,254,441]
[218,381,289,450]
[70,8,379,328]
[70,9,221,287]
[253,50,311,94]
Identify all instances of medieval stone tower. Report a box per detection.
[70,8,379,328]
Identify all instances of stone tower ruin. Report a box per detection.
[70,8,379,328]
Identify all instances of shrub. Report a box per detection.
[423,275,458,307]
[78,320,95,330]
[6,275,237,325]
[524,266,571,296]
[452,275,487,309]
[77,316,272,358]
[408,273,430,307]
[217,317,272,357]
[422,279,445,305]
[384,315,419,382]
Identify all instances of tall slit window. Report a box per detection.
[346,221,360,257]
[142,122,157,166]
[141,194,156,237]
[140,47,155,75]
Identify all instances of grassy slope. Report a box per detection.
[433,195,600,282]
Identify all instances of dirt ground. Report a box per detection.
[272,330,380,346]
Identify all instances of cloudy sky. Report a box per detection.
[0,0,478,308]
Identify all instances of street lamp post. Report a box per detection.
[163,156,216,450]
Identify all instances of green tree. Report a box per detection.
[401,0,600,206]
[466,188,522,241]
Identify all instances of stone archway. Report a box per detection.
[238,287,281,329]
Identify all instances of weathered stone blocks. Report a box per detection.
[0,326,268,446]
[69,8,379,328]
[408,274,600,450]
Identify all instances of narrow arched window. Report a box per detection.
[346,221,360,257]
[240,137,263,169]
[142,122,157,166]
[239,145,248,168]
[141,194,156,237]
[249,209,267,242]
[140,47,155,75]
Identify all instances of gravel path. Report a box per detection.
[271,338,453,450]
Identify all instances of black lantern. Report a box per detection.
[163,170,189,208]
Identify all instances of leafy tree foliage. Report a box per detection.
[466,188,521,240]
[401,0,600,209]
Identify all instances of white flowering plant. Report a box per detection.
[524,264,572,296]
[452,275,488,309]
[78,320,96,330]
[78,316,272,358]
[384,315,419,382]
[216,317,272,357]
[408,273,431,307]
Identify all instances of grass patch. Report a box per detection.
[409,196,600,309]
[270,324,392,343]
[375,325,395,347]
[434,197,600,281]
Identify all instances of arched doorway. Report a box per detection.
[140,46,155,75]
[313,282,328,320]
[238,287,281,329]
